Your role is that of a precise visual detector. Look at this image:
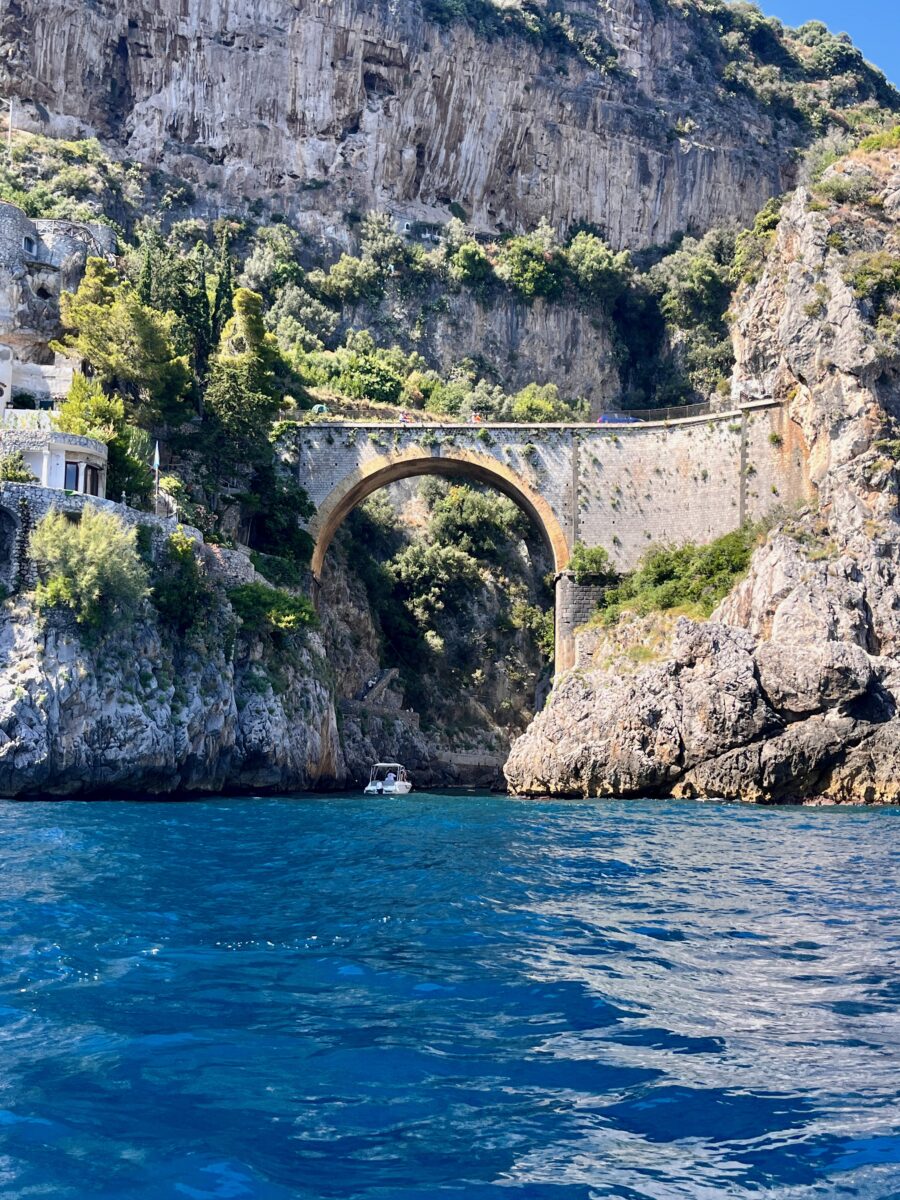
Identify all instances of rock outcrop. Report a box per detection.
[346,287,620,408]
[6,0,809,247]
[506,157,900,804]
[0,603,345,796]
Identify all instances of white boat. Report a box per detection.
[364,762,413,795]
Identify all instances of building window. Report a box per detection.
[22,236,36,256]
[64,461,79,491]
[84,464,100,496]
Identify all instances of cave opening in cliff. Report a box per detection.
[317,472,556,767]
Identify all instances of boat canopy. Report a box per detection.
[369,763,406,778]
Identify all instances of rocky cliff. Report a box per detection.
[4,0,865,248]
[0,599,345,797]
[345,287,620,408]
[506,144,900,804]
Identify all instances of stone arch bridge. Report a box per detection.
[287,401,809,672]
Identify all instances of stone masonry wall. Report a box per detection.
[292,400,810,577]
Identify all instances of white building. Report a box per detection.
[1,426,108,498]
[0,200,115,500]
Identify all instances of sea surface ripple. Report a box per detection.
[0,793,898,1199]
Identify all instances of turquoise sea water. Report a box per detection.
[0,792,899,1199]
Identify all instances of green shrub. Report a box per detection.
[732,198,782,283]
[54,259,192,425]
[30,507,149,629]
[813,173,876,205]
[859,125,900,153]
[449,241,495,289]
[429,485,526,561]
[569,541,615,584]
[228,582,316,637]
[598,525,762,624]
[249,551,306,589]
[55,373,154,501]
[506,382,578,422]
[0,452,37,483]
[496,223,566,301]
[510,600,555,660]
[390,542,481,624]
[151,528,211,635]
[844,251,900,315]
[566,232,631,301]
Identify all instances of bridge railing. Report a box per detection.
[612,400,714,422]
[282,399,738,429]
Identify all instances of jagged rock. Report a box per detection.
[507,153,900,805]
[0,602,346,796]
[754,640,872,717]
[504,619,775,797]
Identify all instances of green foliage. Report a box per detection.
[55,373,154,502]
[240,224,303,297]
[204,288,285,476]
[249,551,306,589]
[243,470,315,565]
[228,582,316,637]
[302,331,425,406]
[130,224,233,375]
[54,259,192,424]
[390,541,482,624]
[507,382,579,422]
[496,221,566,301]
[702,1,899,123]
[30,507,149,629]
[314,252,382,304]
[732,198,783,283]
[647,228,737,397]
[509,600,555,660]
[448,241,495,290]
[566,232,631,301]
[0,452,36,483]
[859,125,900,152]
[0,132,143,225]
[651,229,735,328]
[359,212,410,270]
[55,372,123,442]
[813,172,877,205]
[430,485,526,560]
[569,542,614,584]
[844,251,900,315]
[598,525,762,624]
[267,282,339,353]
[151,528,212,636]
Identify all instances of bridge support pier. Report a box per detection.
[554,572,606,677]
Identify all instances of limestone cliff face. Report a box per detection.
[506,156,900,804]
[0,604,345,796]
[346,286,619,405]
[7,0,798,247]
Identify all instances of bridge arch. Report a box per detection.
[309,446,571,579]
[308,447,575,671]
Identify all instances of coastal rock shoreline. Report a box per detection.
[506,177,900,806]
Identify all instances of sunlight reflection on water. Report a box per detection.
[0,793,897,1198]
